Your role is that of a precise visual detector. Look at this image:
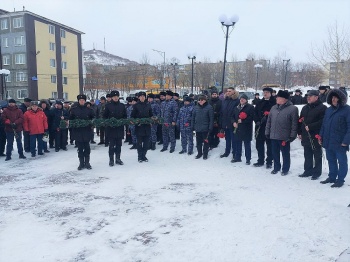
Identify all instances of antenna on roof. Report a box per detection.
[93,43,95,50]
[104,37,106,52]
[23,6,25,11]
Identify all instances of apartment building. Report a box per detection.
[0,9,84,101]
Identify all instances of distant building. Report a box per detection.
[0,8,84,101]
[329,60,350,88]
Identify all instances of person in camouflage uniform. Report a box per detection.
[127,97,138,149]
[97,96,107,146]
[160,90,178,153]
[157,91,166,144]
[177,96,194,155]
[124,97,133,144]
[147,94,160,150]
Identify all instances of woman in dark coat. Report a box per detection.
[232,94,255,164]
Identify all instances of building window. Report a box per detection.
[51,75,57,83]
[50,59,56,67]
[49,42,55,51]
[3,55,10,65]
[16,72,27,82]
[52,92,58,99]
[2,37,8,47]
[5,75,11,82]
[15,54,26,64]
[62,61,67,69]
[1,19,8,30]
[61,46,66,54]
[14,36,25,46]
[49,25,55,34]
[6,90,12,98]
[17,89,28,99]
[62,76,68,85]
[63,92,68,100]
[60,29,66,38]
[13,17,24,28]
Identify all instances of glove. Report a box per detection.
[11,123,17,129]
[289,137,296,143]
[5,119,10,125]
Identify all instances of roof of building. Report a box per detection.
[0,9,84,35]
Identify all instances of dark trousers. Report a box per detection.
[99,127,105,143]
[124,126,131,142]
[256,138,273,165]
[55,130,68,150]
[224,128,237,156]
[235,139,251,161]
[23,131,30,152]
[108,137,122,157]
[271,139,291,172]
[0,127,6,154]
[30,134,43,156]
[90,128,95,142]
[326,148,348,182]
[76,141,90,159]
[69,128,74,143]
[175,125,180,140]
[196,131,210,157]
[105,128,109,145]
[6,131,23,157]
[157,124,162,142]
[137,135,150,160]
[208,126,220,148]
[303,144,322,177]
[49,130,55,148]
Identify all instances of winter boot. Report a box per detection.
[85,156,92,170]
[130,144,137,150]
[115,154,124,165]
[78,157,85,170]
[151,142,156,151]
[109,155,114,167]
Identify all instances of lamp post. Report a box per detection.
[283,59,290,90]
[188,55,196,94]
[254,64,263,92]
[152,49,166,89]
[170,63,178,92]
[219,14,239,93]
[0,69,10,100]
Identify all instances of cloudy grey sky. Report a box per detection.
[3,0,350,65]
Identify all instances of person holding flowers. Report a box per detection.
[232,94,255,164]
[297,90,326,180]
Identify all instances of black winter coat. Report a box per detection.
[69,105,95,142]
[233,103,255,141]
[209,98,222,127]
[131,101,153,136]
[291,95,303,105]
[220,97,239,129]
[254,97,276,140]
[103,100,127,139]
[50,108,69,130]
[298,100,327,147]
[192,102,214,133]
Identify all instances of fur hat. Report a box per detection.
[276,90,290,99]
[106,94,111,98]
[77,94,87,101]
[173,93,179,97]
[147,93,155,99]
[24,98,32,102]
[255,93,260,96]
[110,90,120,97]
[240,94,249,101]
[326,88,347,106]
[319,85,329,91]
[184,97,192,102]
[166,90,173,96]
[155,94,160,99]
[159,91,166,96]
[132,97,138,102]
[138,91,146,97]
[56,100,63,106]
[8,99,16,104]
[295,89,301,93]
[100,96,106,101]
[262,87,273,93]
[198,95,207,101]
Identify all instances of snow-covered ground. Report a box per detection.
[0,135,349,262]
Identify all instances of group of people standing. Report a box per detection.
[1,85,349,188]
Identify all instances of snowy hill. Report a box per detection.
[83,49,137,66]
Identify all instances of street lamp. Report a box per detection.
[254,64,263,92]
[283,59,290,90]
[152,49,166,89]
[219,14,239,93]
[0,69,10,100]
[188,55,196,94]
[170,63,178,92]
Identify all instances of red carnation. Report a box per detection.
[315,134,321,140]
[281,141,286,146]
[217,133,225,138]
[298,117,304,123]
[204,139,209,143]
[263,111,269,116]
[164,123,169,127]
[239,112,248,120]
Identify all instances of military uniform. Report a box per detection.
[177,100,194,154]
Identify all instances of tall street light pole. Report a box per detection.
[188,55,196,94]
[152,49,166,89]
[219,14,239,93]
[0,69,10,100]
[254,64,263,92]
[171,63,178,92]
[283,59,290,90]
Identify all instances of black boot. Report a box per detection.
[151,142,156,151]
[78,157,85,170]
[85,156,92,169]
[115,154,124,165]
[130,144,137,150]
[109,155,114,166]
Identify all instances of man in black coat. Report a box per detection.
[131,92,153,162]
[252,93,260,106]
[69,95,95,170]
[19,97,32,152]
[291,89,303,105]
[318,85,330,103]
[103,90,127,166]
[253,87,276,168]
[298,90,327,179]
[208,90,222,149]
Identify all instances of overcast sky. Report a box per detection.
[2,0,350,65]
